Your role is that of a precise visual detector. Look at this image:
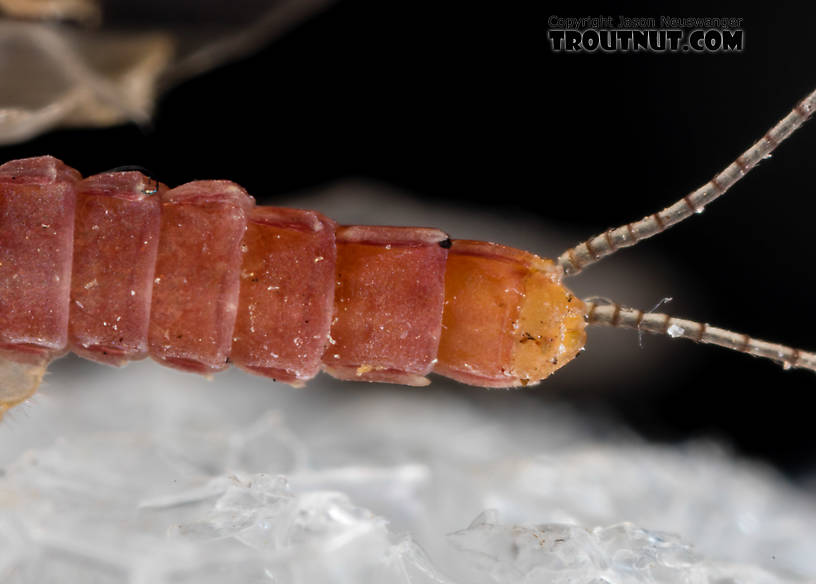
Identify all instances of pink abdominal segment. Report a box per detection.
[230,207,337,384]
[0,157,80,364]
[69,171,163,365]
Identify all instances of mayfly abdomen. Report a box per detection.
[0,155,587,417]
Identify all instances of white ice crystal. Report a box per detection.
[1,357,815,584]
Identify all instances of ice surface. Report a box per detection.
[1,356,815,584]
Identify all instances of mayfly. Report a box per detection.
[1,88,816,419]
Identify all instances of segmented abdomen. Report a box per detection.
[0,156,586,394]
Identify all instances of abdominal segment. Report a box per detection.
[324,226,449,386]
[230,207,337,384]
[436,240,587,387]
[69,171,164,365]
[0,157,80,416]
[148,181,255,373]
[0,156,80,363]
[0,156,586,411]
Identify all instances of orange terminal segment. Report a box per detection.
[231,207,337,385]
[69,171,163,366]
[323,225,449,386]
[148,181,255,374]
[435,240,586,387]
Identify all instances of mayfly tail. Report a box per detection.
[558,87,816,277]
[584,299,816,374]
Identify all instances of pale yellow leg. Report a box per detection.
[0,356,47,420]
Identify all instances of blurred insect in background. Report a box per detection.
[1,87,815,420]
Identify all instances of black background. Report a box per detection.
[2,2,816,476]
